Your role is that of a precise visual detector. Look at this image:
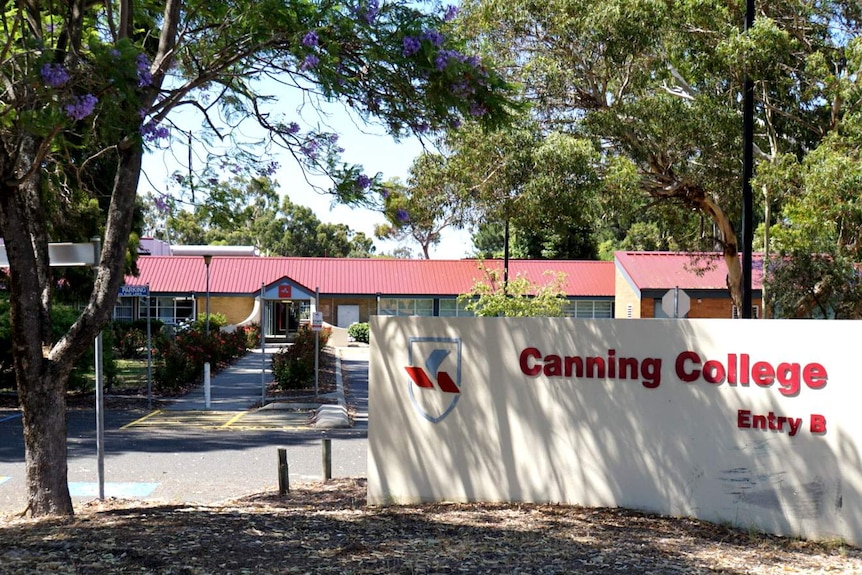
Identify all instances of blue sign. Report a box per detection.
[119,285,149,297]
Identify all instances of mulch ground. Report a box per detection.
[3,350,861,573]
[1,478,860,574]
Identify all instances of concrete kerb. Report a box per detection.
[257,345,351,428]
[310,347,349,429]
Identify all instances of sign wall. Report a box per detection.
[368,317,862,545]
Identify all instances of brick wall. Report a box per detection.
[198,296,255,325]
[614,267,642,318]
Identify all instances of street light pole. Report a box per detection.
[741,0,755,318]
[203,254,213,334]
[203,254,213,409]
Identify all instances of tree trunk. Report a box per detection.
[0,135,74,516]
[0,135,143,517]
[671,185,744,312]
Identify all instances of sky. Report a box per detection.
[137,95,474,260]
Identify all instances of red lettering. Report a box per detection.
[543,354,562,377]
[727,353,737,384]
[776,363,801,397]
[803,363,828,389]
[737,409,751,429]
[520,348,541,376]
[752,361,775,386]
[676,351,701,382]
[810,414,827,434]
[702,360,726,384]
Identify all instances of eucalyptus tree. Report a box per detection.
[439,119,608,263]
[375,153,470,259]
[0,0,515,516]
[460,0,862,309]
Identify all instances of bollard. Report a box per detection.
[204,362,211,409]
[321,438,332,481]
[278,448,289,495]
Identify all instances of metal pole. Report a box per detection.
[741,0,755,318]
[314,286,320,397]
[204,256,212,334]
[261,283,267,406]
[95,332,105,500]
[146,286,152,411]
[673,286,679,319]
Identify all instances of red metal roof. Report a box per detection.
[125,257,615,297]
[615,251,764,291]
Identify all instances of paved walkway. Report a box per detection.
[164,346,281,411]
[161,344,366,429]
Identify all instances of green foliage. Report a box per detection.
[454,0,862,306]
[458,263,569,317]
[348,322,370,344]
[152,177,376,257]
[153,325,255,392]
[112,319,165,360]
[272,327,332,390]
[188,313,228,333]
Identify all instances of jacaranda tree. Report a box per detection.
[0,0,516,516]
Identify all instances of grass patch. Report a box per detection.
[111,359,152,392]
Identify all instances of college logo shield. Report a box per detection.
[405,337,462,423]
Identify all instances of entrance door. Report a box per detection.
[337,305,360,327]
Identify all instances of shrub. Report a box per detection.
[272,326,331,390]
[348,322,370,343]
[112,319,164,360]
[152,323,256,392]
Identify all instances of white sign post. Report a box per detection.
[312,288,322,396]
[119,284,152,409]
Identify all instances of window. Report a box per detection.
[141,297,195,324]
[563,300,614,319]
[297,301,311,321]
[438,299,475,317]
[113,297,134,322]
[379,297,434,317]
[731,305,760,319]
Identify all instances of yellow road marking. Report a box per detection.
[120,410,311,430]
[120,409,163,430]
[218,412,247,429]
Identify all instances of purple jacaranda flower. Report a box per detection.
[64,94,98,120]
[301,140,320,159]
[136,53,153,87]
[261,161,280,176]
[435,49,472,71]
[443,5,459,21]
[469,102,488,117]
[402,36,421,57]
[421,30,445,47]
[302,31,319,47]
[287,122,301,135]
[356,174,373,189]
[396,208,410,223]
[40,63,69,88]
[357,0,380,24]
[141,121,170,142]
[153,195,169,213]
[301,54,319,70]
